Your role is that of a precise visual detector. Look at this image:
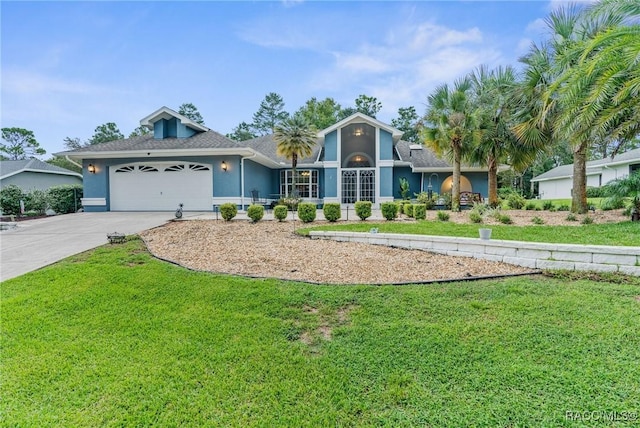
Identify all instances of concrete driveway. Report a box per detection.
[0,212,179,282]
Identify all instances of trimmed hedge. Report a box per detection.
[381,202,398,221]
[0,184,25,216]
[323,203,341,222]
[403,203,414,218]
[47,184,83,214]
[274,205,288,222]
[220,203,238,221]
[354,201,372,220]
[247,204,264,222]
[298,202,317,223]
[413,204,426,220]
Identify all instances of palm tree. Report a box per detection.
[470,65,537,207]
[602,171,640,221]
[421,77,479,212]
[273,116,317,198]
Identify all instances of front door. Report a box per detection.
[341,169,375,204]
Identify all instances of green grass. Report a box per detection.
[301,220,640,246]
[2,239,640,426]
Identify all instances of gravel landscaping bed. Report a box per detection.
[141,220,537,285]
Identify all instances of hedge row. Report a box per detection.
[0,184,83,216]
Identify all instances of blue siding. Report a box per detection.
[392,167,421,199]
[153,118,197,139]
[324,168,337,198]
[324,130,337,162]
[82,159,109,211]
[244,160,273,201]
[379,130,393,161]
[466,172,489,198]
[379,167,393,197]
[214,156,241,197]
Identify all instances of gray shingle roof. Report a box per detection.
[395,140,451,168]
[60,130,240,153]
[0,158,81,178]
[532,147,640,181]
[243,134,322,165]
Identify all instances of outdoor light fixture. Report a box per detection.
[221,161,227,172]
[88,164,96,174]
[353,127,364,137]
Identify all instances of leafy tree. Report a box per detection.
[89,123,124,145]
[178,102,205,125]
[273,116,317,198]
[354,94,382,118]
[1,128,45,160]
[129,126,151,138]
[226,122,257,141]
[391,106,420,143]
[63,137,84,151]
[337,107,357,121]
[252,93,290,136]
[421,77,479,212]
[46,156,82,174]
[294,97,342,130]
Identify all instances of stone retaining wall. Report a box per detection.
[309,231,640,276]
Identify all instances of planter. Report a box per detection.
[479,228,492,240]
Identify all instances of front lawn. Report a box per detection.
[2,239,639,426]
[301,220,640,246]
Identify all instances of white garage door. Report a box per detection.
[110,162,213,211]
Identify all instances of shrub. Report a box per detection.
[566,213,577,221]
[469,211,483,223]
[488,198,502,209]
[220,203,238,221]
[586,186,604,198]
[274,205,288,222]
[395,201,404,215]
[413,204,427,220]
[381,202,398,221]
[403,203,414,218]
[437,211,450,221]
[247,204,264,222]
[323,203,341,222]
[557,204,570,211]
[298,202,317,223]
[531,216,545,225]
[277,197,300,211]
[581,215,594,225]
[498,214,513,224]
[354,201,372,220]
[399,178,411,200]
[0,184,25,216]
[600,197,625,211]
[437,193,452,210]
[524,201,537,210]
[548,206,557,212]
[415,192,435,210]
[25,189,48,214]
[47,184,83,214]
[506,193,526,210]
[542,200,554,210]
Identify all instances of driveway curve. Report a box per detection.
[1,212,175,282]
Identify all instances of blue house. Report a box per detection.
[58,106,489,212]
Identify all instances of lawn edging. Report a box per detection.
[309,231,640,276]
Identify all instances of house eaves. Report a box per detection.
[139,106,209,133]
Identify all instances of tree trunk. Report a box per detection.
[571,142,588,214]
[487,156,498,207]
[452,145,461,212]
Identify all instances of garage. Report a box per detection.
[109,162,213,211]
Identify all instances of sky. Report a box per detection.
[1,0,586,157]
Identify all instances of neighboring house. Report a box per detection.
[531,147,640,199]
[57,106,490,212]
[0,158,83,192]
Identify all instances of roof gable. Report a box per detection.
[319,112,403,142]
[139,106,209,134]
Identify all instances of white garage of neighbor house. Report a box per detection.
[531,148,640,199]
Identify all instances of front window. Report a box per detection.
[280,170,318,198]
